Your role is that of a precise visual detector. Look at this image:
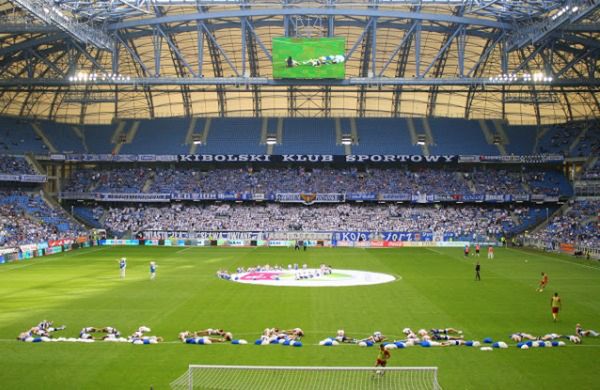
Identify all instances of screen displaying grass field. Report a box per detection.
[272,37,346,79]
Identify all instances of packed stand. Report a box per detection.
[529,200,599,249]
[537,123,583,155]
[0,155,35,175]
[63,168,152,193]
[581,160,600,180]
[62,166,572,197]
[0,190,86,247]
[94,203,522,239]
[466,169,526,195]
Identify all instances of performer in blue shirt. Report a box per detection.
[119,257,127,279]
[150,261,157,280]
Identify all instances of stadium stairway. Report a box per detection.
[492,120,509,156]
[30,123,58,153]
[41,190,81,229]
[112,121,140,155]
[72,206,102,229]
[568,124,589,155]
[189,118,211,154]
[529,203,570,235]
[479,120,507,155]
[533,126,549,153]
[142,172,155,193]
[71,126,87,152]
[461,172,477,193]
[24,153,45,175]
[406,118,418,145]
[420,118,433,156]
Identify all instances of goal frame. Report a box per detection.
[177,364,442,390]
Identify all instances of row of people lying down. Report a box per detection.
[17,321,161,344]
[18,321,597,345]
[256,327,305,345]
[334,328,463,345]
[17,320,66,339]
[179,328,234,343]
[511,324,599,344]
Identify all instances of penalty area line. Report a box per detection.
[507,248,600,272]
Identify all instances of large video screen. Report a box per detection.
[272,37,346,79]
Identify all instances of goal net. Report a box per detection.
[170,365,442,390]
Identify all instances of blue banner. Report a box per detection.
[381,232,435,242]
[332,232,372,242]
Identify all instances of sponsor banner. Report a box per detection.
[275,193,345,205]
[0,247,18,255]
[98,193,171,202]
[178,154,458,164]
[531,194,546,201]
[60,192,97,200]
[485,194,507,202]
[461,194,486,202]
[434,241,471,247]
[378,193,412,201]
[459,154,564,164]
[101,239,139,245]
[48,153,562,165]
[144,231,267,240]
[332,231,372,242]
[512,194,531,202]
[269,240,292,247]
[381,232,434,242]
[19,244,39,252]
[227,240,246,246]
[20,174,47,183]
[0,174,47,183]
[145,239,160,246]
[346,192,377,201]
[50,154,66,161]
[172,192,219,201]
[48,239,73,247]
[45,246,63,255]
[0,174,20,182]
[560,243,575,254]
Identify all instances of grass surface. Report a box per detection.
[272,37,346,79]
[0,246,599,389]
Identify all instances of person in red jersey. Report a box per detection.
[537,272,549,292]
[487,245,494,259]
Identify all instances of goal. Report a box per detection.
[170,365,442,390]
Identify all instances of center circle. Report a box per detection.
[230,269,397,287]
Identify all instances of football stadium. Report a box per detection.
[0,1,599,389]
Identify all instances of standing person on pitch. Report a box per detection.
[150,261,157,280]
[475,261,481,281]
[374,344,391,376]
[551,292,562,322]
[537,272,549,292]
[118,257,127,279]
[487,245,494,259]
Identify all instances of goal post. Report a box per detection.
[170,365,442,390]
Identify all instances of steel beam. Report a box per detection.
[4,77,598,87]
[10,0,114,50]
[109,8,510,30]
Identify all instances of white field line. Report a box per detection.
[0,247,107,272]
[507,248,600,271]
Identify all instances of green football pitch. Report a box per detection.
[272,37,346,79]
[1,246,599,389]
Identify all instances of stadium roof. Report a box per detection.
[0,0,599,124]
